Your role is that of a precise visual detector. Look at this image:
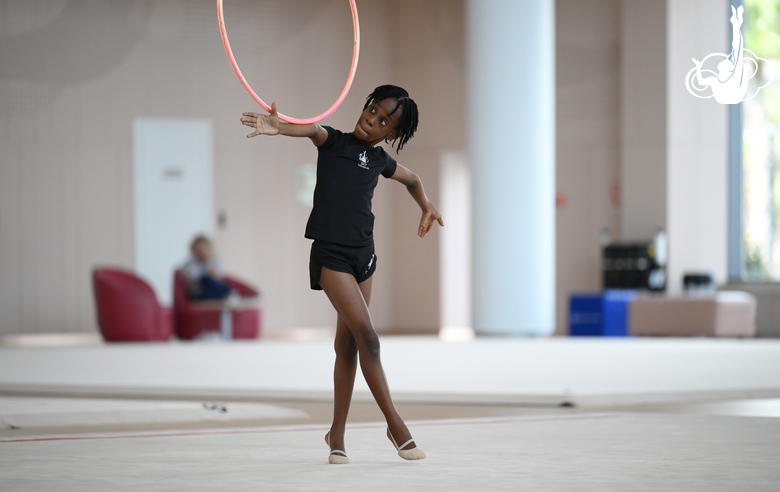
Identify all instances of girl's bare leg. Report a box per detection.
[319,267,416,451]
[326,279,371,454]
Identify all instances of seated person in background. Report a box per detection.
[181,235,233,300]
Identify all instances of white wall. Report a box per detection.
[620,0,729,294]
[666,0,729,292]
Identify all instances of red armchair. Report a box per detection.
[92,268,174,342]
[173,270,261,340]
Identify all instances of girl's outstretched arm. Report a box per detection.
[241,103,328,146]
[390,164,444,238]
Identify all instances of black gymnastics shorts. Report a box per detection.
[309,240,377,290]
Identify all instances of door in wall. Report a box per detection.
[133,118,213,305]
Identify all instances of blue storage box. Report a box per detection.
[569,290,637,336]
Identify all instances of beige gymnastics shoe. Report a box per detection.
[387,428,426,460]
[325,432,350,464]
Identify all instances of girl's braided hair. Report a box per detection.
[363,85,419,153]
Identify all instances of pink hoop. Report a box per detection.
[217,0,360,125]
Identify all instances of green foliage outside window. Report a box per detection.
[745,0,780,59]
[742,0,780,280]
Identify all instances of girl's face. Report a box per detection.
[353,98,402,146]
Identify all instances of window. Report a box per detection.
[733,0,780,280]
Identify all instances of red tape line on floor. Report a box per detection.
[0,414,616,444]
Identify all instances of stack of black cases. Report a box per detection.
[602,242,666,291]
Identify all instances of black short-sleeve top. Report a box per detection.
[304,126,398,247]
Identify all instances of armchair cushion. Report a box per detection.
[92,268,174,342]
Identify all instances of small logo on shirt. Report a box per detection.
[358,151,369,170]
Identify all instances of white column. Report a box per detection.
[466,0,555,336]
[666,0,728,292]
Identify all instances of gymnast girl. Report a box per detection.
[240,85,443,464]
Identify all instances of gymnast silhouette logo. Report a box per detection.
[358,150,370,169]
[685,5,773,104]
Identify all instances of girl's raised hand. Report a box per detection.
[418,202,444,238]
[241,102,280,137]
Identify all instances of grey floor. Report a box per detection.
[1,397,779,491]
[1,336,779,491]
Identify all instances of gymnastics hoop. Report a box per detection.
[217,0,360,125]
